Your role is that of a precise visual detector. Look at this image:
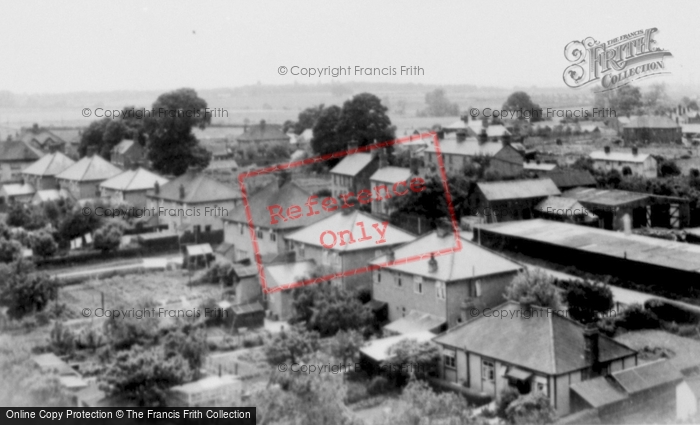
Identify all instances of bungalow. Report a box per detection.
[56,153,123,200]
[284,208,416,291]
[110,139,145,169]
[470,178,561,223]
[424,133,503,174]
[21,151,75,190]
[433,301,638,417]
[589,146,657,179]
[330,151,382,198]
[0,139,43,183]
[236,120,289,151]
[100,167,169,208]
[370,227,522,329]
[369,166,412,217]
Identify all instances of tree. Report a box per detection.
[93,222,124,252]
[563,280,614,325]
[311,104,343,161]
[102,301,160,352]
[78,109,144,159]
[503,91,543,122]
[290,284,374,337]
[421,89,460,117]
[329,330,364,380]
[162,324,208,379]
[100,345,192,406]
[49,321,76,356]
[658,159,681,177]
[504,268,561,310]
[381,339,440,386]
[263,324,320,366]
[144,88,212,175]
[595,85,642,116]
[336,93,395,147]
[642,83,671,114]
[505,392,556,425]
[0,259,58,319]
[57,204,103,244]
[294,104,325,134]
[31,231,58,258]
[496,386,522,419]
[0,238,22,263]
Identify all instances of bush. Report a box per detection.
[345,381,369,404]
[618,304,660,331]
[505,391,556,424]
[49,321,76,357]
[496,386,521,419]
[31,231,58,258]
[644,299,699,325]
[366,376,392,396]
[93,223,123,252]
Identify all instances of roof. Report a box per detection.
[681,124,700,134]
[285,209,415,252]
[570,376,629,408]
[21,151,75,176]
[535,197,592,217]
[147,172,242,204]
[547,170,597,189]
[32,353,79,376]
[185,244,213,256]
[625,115,680,129]
[425,136,504,157]
[445,120,468,130]
[1,182,35,197]
[477,219,700,273]
[524,162,558,171]
[33,188,74,203]
[205,159,239,171]
[613,359,683,394]
[236,123,288,142]
[100,168,168,192]
[370,231,521,282]
[383,310,446,334]
[484,125,511,138]
[360,331,436,362]
[477,178,560,201]
[112,139,135,154]
[264,260,316,290]
[46,128,81,145]
[561,187,649,207]
[171,374,241,395]
[370,166,412,184]
[231,263,259,278]
[589,150,651,163]
[433,301,636,375]
[223,180,326,230]
[231,301,264,315]
[330,153,375,176]
[55,154,122,182]
[0,140,43,162]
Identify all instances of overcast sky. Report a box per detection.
[1,0,698,94]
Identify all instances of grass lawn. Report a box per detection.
[615,330,700,372]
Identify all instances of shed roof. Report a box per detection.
[185,244,213,256]
[360,331,435,362]
[547,170,597,189]
[370,166,412,184]
[477,178,560,201]
[1,182,35,197]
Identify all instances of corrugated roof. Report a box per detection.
[589,150,650,163]
[370,166,412,184]
[330,153,375,176]
[477,178,560,201]
[55,154,123,182]
[383,310,445,334]
[425,136,503,157]
[547,170,597,189]
[0,140,43,162]
[561,187,650,207]
[613,360,683,394]
[370,231,521,282]
[433,301,636,375]
[21,151,75,176]
[285,209,415,252]
[100,167,169,192]
[147,172,242,204]
[265,260,316,290]
[625,115,680,129]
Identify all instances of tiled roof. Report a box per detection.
[477,178,560,201]
[21,151,75,176]
[433,301,636,375]
[0,140,43,162]
[56,154,123,182]
[47,128,82,145]
[100,168,169,192]
[285,209,415,252]
[370,231,521,281]
[625,115,680,129]
[236,123,288,142]
[589,150,651,163]
[223,180,326,230]
[425,136,504,157]
[147,172,242,204]
[370,166,412,184]
[330,153,375,176]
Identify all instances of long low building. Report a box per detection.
[474,219,700,294]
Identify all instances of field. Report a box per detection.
[615,330,700,372]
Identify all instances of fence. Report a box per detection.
[391,213,432,235]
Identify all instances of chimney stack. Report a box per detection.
[154,181,160,195]
[259,119,266,134]
[478,129,488,145]
[428,253,438,273]
[632,146,638,156]
[604,146,611,154]
[460,298,476,323]
[179,184,186,199]
[386,248,395,263]
[86,145,97,157]
[583,323,600,366]
[435,217,452,238]
[456,130,467,143]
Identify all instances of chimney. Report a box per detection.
[347,139,359,150]
[86,145,97,157]
[428,253,438,273]
[604,146,611,154]
[409,157,421,175]
[179,184,186,199]
[501,132,511,147]
[583,323,600,365]
[378,149,389,168]
[435,217,452,238]
[277,171,290,188]
[456,130,468,143]
[632,146,638,156]
[154,181,160,195]
[386,248,395,263]
[436,130,445,140]
[478,129,488,145]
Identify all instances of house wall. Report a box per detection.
[59,179,104,200]
[223,220,287,261]
[490,158,524,178]
[236,275,262,305]
[268,291,294,320]
[445,272,518,328]
[373,268,446,323]
[24,175,57,190]
[0,161,34,183]
[592,157,657,179]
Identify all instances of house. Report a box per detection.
[170,374,242,407]
[670,105,700,125]
[0,182,36,208]
[589,146,658,178]
[432,301,638,417]
[19,127,68,153]
[424,132,504,174]
[236,120,289,151]
[222,179,327,263]
[0,139,43,183]
[146,172,242,235]
[55,153,123,200]
[330,151,382,198]
[369,166,413,217]
[291,128,313,150]
[370,227,522,329]
[21,151,75,190]
[470,178,561,223]
[546,169,597,192]
[622,115,682,144]
[284,208,416,291]
[110,139,145,168]
[218,301,265,330]
[228,262,262,306]
[264,259,316,320]
[489,144,526,178]
[99,167,169,208]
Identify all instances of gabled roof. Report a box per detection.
[0,140,43,162]
[330,153,375,176]
[425,136,504,157]
[625,115,680,129]
[370,231,521,281]
[236,123,288,142]
[547,169,597,189]
[477,178,560,201]
[589,150,651,163]
[21,151,75,176]
[100,168,169,192]
[433,301,636,375]
[47,128,81,145]
[370,166,412,184]
[285,209,415,252]
[147,172,242,204]
[56,154,122,182]
[223,180,326,229]
[535,197,592,217]
[112,139,136,154]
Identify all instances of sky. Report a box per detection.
[1,0,699,94]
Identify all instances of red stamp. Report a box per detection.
[237,132,461,294]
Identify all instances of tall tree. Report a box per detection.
[144,88,212,175]
[0,259,58,319]
[294,104,325,134]
[504,268,561,310]
[503,91,543,122]
[563,280,614,325]
[336,93,395,147]
[421,89,460,117]
[311,105,344,160]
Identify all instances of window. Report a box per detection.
[475,280,482,297]
[205,225,211,232]
[395,275,402,287]
[402,307,406,317]
[270,231,276,242]
[239,223,244,235]
[435,281,446,300]
[375,270,381,283]
[256,227,263,239]
[444,350,456,369]
[322,250,330,265]
[298,243,305,259]
[482,360,495,382]
[413,276,423,294]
